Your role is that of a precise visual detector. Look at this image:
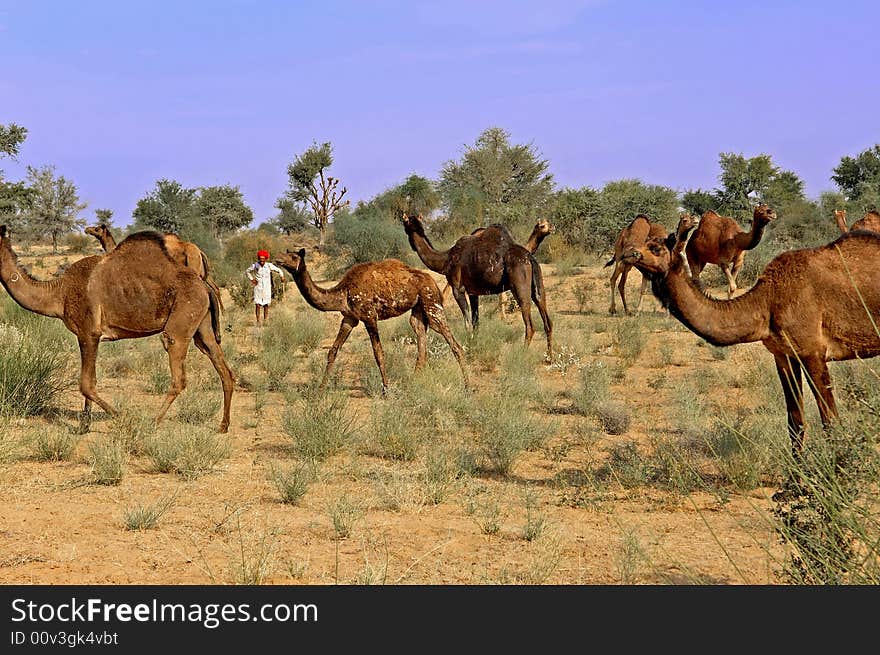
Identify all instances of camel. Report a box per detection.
[402,214,553,356]
[274,248,469,391]
[0,225,234,433]
[623,214,880,457]
[604,214,669,315]
[685,205,776,298]
[833,208,880,233]
[85,222,223,308]
[442,219,554,315]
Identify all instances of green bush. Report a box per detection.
[332,207,411,265]
[0,307,71,416]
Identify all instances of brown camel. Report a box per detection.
[685,205,776,298]
[604,214,669,315]
[274,248,469,391]
[623,215,880,457]
[85,222,224,309]
[833,208,880,233]
[402,214,553,356]
[441,219,554,315]
[0,225,234,433]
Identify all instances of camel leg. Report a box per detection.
[635,272,649,314]
[721,263,737,299]
[363,321,389,392]
[775,354,806,454]
[608,261,621,315]
[155,336,190,425]
[193,321,235,433]
[409,308,428,371]
[509,271,534,347]
[620,264,638,315]
[802,355,839,429]
[321,316,358,390]
[77,336,115,433]
[531,259,553,359]
[423,299,469,389]
[468,294,480,328]
[450,286,471,329]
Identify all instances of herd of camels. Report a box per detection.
[0,204,878,467]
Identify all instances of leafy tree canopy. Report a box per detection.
[23,165,88,252]
[438,127,554,235]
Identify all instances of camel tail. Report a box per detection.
[199,250,225,312]
[603,256,615,268]
[207,285,222,344]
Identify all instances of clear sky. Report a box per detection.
[2,0,879,227]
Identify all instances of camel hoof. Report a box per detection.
[218,424,229,434]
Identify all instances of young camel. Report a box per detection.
[0,226,234,433]
[402,214,553,356]
[623,215,880,458]
[604,214,669,315]
[274,249,469,391]
[685,205,776,298]
[85,222,224,308]
[833,208,880,233]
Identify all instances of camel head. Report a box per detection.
[535,219,554,237]
[85,223,110,239]
[752,204,777,226]
[401,213,426,236]
[834,209,847,222]
[623,214,697,277]
[274,248,307,276]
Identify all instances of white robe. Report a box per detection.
[246,261,284,305]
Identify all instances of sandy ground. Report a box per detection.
[0,243,791,585]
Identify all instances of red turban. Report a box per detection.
[257,250,269,259]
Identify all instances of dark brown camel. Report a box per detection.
[402,214,553,356]
[442,219,554,315]
[685,205,776,298]
[85,222,224,308]
[0,225,234,433]
[623,214,880,457]
[604,214,669,315]
[834,208,880,233]
[274,249,469,391]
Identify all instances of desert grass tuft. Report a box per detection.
[0,321,70,416]
[144,424,231,480]
[28,425,80,462]
[88,438,126,485]
[282,391,357,461]
[327,494,364,540]
[267,460,317,505]
[123,493,177,530]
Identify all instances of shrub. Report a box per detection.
[29,426,80,462]
[282,392,357,460]
[0,318,70,417]
[268,460,317,505]
[144,425,231,479]
[123,494,177,531]
[88,438,126,485]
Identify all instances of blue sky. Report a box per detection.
[2,1,879,227]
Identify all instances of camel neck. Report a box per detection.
[834,213,849,233]
[291,264,344,312]
[524,230,548,254]
[406,228,450,273]
[733,219,768,251]
[101,234,117,251]
[657,261,771,346]
[0,243,65,318]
